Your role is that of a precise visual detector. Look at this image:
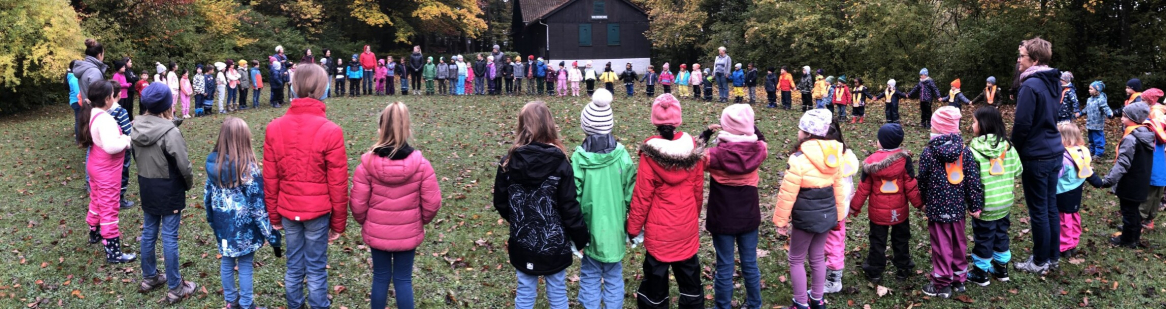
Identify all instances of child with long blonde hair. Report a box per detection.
[493,102,589,309]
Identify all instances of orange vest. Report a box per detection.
[945,154,965,184]
[987,145,1009,176]
[984,85,997,104]
[1126,92,1142,106]
[1117,125,1146,157]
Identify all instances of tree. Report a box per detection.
[0,0,86,111]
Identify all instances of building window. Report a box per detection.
[579,24,592,46]
[607,24,620,46]
[592,1,606,19]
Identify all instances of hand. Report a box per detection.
[630,232,645,248]
[570,243,584,259]
[272,222,283,230]
[776,225,789,236]
[970,210,981,219]
[328,230,342,243]
[708,124,722,131]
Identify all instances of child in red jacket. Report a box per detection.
[850,123,922,283]
[628,94,707,308]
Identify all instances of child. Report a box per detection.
[1080,81,1113,157]
[215,62,227,113]
[940,79,971,108]
[781,66,796,110]
[439,57,451,95]
[641,65,657,97]
[461,63,471,96]
[677,64,690,98]
[351,102,442,309]
[205,117,282,309]
[179,70,191,118]
[628,94,706,308]
[907,68,942,128]
[347,55,363,97]
[812,74,829,109]
[916,106,984,298]
[502,57,514,95]
[700,103,767,308]
[823,122,859,294]
[745,63,758,104]
[569,61,582,97]
[874,79,908,124]
[386,56,397,95]
[970,76,1003,106]
[375,59,387,95]
[192,65,206,116]
[850,77,873,123]
[965,107,1023,287]
[850,123,922,284]
[236,60,250,110]
[334,59,347,97]
[1056,121,1095,259]
[583,61,595,96]
[1141,88,1166,230]
[556,61,568,97]
[513,57,526,95]
[135,72,151,101]
[206,66,219,110]
[1057,72,1080,122]
[620,63,637,97]
[659,63,673,94]
[600,63,617,93]
[425,56,437,95]
[1088,102,1154,249]
[830,76,851,123]
[773,109,845,309]
[688,64,701,100]
[764,67,778,108]
[81,80,135,263]
[573,89,636,309]
[493,102,590,309]
[226,61,240,111]
[797,67,814,112]
[1125,78,1143,106]
[397,57,409,95]
[544,62,556,96]
[106,82,133,210]
[250,61,264,109]
[493,57,505,96]
[527,56,537,95]
[703,68,714,102]
[730,63,745,103]
[133,83,197,304]
[112,61,133,120]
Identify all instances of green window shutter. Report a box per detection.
[579,24,592,46]
[607,24,620,46]
[593,1,605,16]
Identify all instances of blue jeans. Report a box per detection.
[141,212,183,290]
[516,269,567,309]
[371,249,415,309]
[221,253,255,307]
[363,70,375,95]
[252,88,261,107]
[712,230,761,309]
[475,76,486,95]
[1088,130,1106,156]
[283,215,331,309]
[457,76,466,95]
[625,83,635,97]
[836,104,848,121]
[716,73,728,100]
[72,104,81,144]
[1021,159,1061,265]
[227,87,237,107]
[579,255,623,309]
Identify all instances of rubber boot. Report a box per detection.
[104,237,137,264]
[88,226,100,244]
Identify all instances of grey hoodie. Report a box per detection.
[74,56,108,102]
[132,114,194,215]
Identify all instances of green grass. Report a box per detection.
[1,89,1164,308]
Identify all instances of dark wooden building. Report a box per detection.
[512,0,651,72]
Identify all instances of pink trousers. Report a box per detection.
[180,93,190,116]
[571,81,581,96]
[85,113,124,239]
[1060,212,1082,252]
[557,80,567,96]
[824,221,846,271]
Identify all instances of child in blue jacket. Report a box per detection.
[1079,81,1114,157]
[731,63,746,103]
[347,54,364,97]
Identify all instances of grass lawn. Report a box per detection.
[1,88,1164,308]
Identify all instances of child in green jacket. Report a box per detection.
[571,89,636,309]
[966,106,1022,287]
[423,57,436,95]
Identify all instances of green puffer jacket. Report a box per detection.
[423,63,436,80]
[571,143,636,263]
[968,135,1022,221]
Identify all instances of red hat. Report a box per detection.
[1143,88,1164,104]
[680,64,687,69]
[651,94,683,126]
[528,55,534,60]
[951,79,961,89]
[573,61,578,67]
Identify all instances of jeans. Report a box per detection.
[712,230,761,309]
[227,87,237,108]
[141,212,183,290]
[1021,158,1061,265]
[283,215,331,309]
[747,86,757,102]
[221,253,255,307]
[835,104,848,121]
[716,73,728,100]
[579,255,623,309]
[238,88,248,108]
[251,88,261,108]
[1088,130,1106,156]
[457,76,466,95]
[625,83,634,97]
[364,70,375,95]
[72,104,81,144]
[371,249,415,309]
[475,76,486,95]
[516,269,567,309]
[782,90,792,109]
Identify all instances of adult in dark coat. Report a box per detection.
[409,46,424,93]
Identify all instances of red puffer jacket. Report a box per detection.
[849,149,922,226]
[627,132,705,263]
[263,98,350,232]
[350,147,442,252]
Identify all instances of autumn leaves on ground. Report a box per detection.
[1,92,1163,308]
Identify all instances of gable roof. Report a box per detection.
[517,0,647,26]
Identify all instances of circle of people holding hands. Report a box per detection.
[68,35,1164,309]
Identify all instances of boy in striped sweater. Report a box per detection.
[108,82,135,209]
[966,107,1022,286]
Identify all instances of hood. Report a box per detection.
[1023,67,1062,97]
[131,115,177,147]
[205,152,254,186]
[360,151,423,185]
[573,143,628,169]
[862,149,911,178]
[581,134,617,154]
[373,144,415,159]
[926,134,966,163]
[1130,126,1156,146]
[74,56,107,78]
[798,139,844,174]
[504,142,567,185]
[969,135,1010,159]
[708,141,767,174]
[638,132,704,171]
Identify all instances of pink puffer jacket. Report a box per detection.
[350,149,442,252]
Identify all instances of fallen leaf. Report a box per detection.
[876,285,890,297]
[778,275,787,283]
[70,289,83,299]
[1068,258,1085,265]
[334,285,347,294]
[953,294,974,303]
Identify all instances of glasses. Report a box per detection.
[1018,53,1029,59]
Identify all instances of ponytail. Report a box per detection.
[77,80,114,148]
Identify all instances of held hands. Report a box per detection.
[273,222,283,230]
[328,230,342,243]
[776,225,789,236]
[570,243,584,259]
[708,124,722,131]
[970,210,982,219]
[629,232,645,248]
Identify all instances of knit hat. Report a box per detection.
[816,68,824,76]
[825,76,836,84]
[487,56,494,62]
[931,106,962,135]
[537,57,544,62]
[837,75,846,83]
[113,60,126,71]
[352,54,359,60]
[735,63,742,69]
[214,62,226,71]
[680,64,687,69]
[878,124,905,149]
[493,44,500,50]
[720,104,755,136]
[803,66,811,74]
[155,62,166,74]
[650,94,682,126]
[887,79,897,88]
[950,79,961,89]
[238,59,247,67]
[528,55,534,60]
[195,63,203,71]
[378,59,385,65]
[920,68,929,76]
[572,61,578,67]
[1061,71,1074,83]
[141,83,174,114]
[1143,88,1164,104]
[799,109,832,137]
[559,61,565,67]
[587,60,593,67]
[1090,80,1105,92]
[581,89,615,135]
[1128,78,1143,92]
[1125,102,1151,123]
[662,63,670,71]
[987,76,996,85]
[272,61,281,70]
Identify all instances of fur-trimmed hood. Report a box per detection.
[862,149,913,179]
[638,132,705,172]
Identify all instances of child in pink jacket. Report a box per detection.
[349,102,442,309]
[374,60,388,95]
[557,62,569,97]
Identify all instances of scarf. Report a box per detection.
[1019,65,1051,81]
[717,131,758,144]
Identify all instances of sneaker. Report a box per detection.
[1014,256,1049,275]
[824,269,843,294]
[967,266,991,287]
[895,269,912,282]
[138,274,167,293]
[990,260,1010,282]
[1110,236,1137,249]
[1048,260,1060,272]
[119,200,135,209]
[921,283,952,299]
[951,282,966,293]
[165,280,197,304]
[1144,220,1155,230]
[789,299,810,309]
[865,272,883,284]
[808,296,826,309]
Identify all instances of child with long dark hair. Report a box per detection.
[80,80,135,264]
[965,107,1022,287]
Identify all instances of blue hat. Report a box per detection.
[1091,80,1105,92]
[986,76,996,84]
[352,54,359,60]
[141,83,174,114]
[1128,78,1143,92]
[878,123,905,149]
[920,68,929,76]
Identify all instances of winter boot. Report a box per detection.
[895,269,912,282]
[789,299,810,309]
[103,237,136,264]
[824,269,843,294]
[808,296,827,309]
[990,260,1010,282]
[967,265,991,286]
[139,274,167,293]
[88,226,100,244]
[165,280,197,304]
[921,283,951,299]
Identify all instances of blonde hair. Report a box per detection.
[504,102,566,169]
[1057,121,1085,147]
[292,63,328,99]
[212,117,258,188]
[371,102,413,158]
